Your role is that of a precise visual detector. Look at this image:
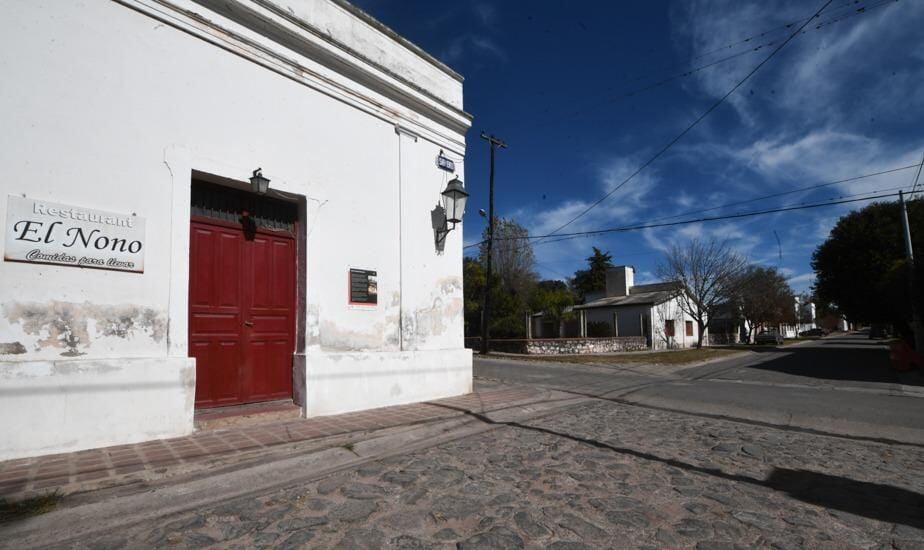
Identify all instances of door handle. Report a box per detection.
[243,320,254,327]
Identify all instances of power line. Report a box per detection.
[573,0,872,95]
[534,44,767,130]
[910,153,924,196]
[531,0,836,246]
[465,183,914,251]
[534,260,573,281]
[528,0,897,133]
[689,0,894,62]
[645,163,918,225]
[519,187,913,242]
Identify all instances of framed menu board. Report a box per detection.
[349,268,377,305]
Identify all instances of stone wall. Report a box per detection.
[465,337,649,355]
[524,337,648,355]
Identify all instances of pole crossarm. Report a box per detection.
[480,132,507,149]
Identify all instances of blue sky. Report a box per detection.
[352,0,924,292]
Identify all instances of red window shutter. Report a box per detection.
[686,321,693,337]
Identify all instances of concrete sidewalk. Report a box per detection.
[0,385,542,505]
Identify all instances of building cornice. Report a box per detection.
[114,0,471,152]
[299,0,463,83]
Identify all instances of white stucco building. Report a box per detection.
[573,266,704,350]
[0,0,473,460]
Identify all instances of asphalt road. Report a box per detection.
[475,333,924,445]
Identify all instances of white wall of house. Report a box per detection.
[581,296,702,350]
[650,296,702,350]
[0,0,471,460]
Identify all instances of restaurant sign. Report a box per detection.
[4,196,145,273]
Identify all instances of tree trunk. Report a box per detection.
[696,319,706,348]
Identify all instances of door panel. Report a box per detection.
[243,234,296,402]
[189,223,245,407]
[189,218,295,408]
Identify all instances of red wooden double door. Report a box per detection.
[188,218,296,408]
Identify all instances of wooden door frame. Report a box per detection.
[162,150,308,407]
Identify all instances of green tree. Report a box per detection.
[463,255,527,338]
[463,257,486,337]
[812,198,924,338]
[528,280,575,324]
[464,218,538,340]
[734,265,796,341]
[478,217,537,300]
[571,247,614,300]
[657,238,747,348]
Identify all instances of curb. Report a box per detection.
[1,393,591,549]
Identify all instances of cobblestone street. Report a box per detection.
[65,399,924,549]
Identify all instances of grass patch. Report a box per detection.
[524,347,739,366]
[0,493,60,523]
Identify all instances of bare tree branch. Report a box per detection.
[656,238,747,347]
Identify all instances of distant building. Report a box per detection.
[778,296,818,338]
[711,297,817,343]
[530,266,704,349]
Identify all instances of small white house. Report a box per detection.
[0,0,472,460]
[778,297,817,338]
[573,266,704,350]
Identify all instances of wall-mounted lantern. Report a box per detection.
[250,168,270,194]
[433,176,468,252]
[441,176,468,224]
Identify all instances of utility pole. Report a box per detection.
[480,131,507,355]
[899,189,924,353]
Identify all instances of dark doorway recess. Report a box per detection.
[188,180,298,408]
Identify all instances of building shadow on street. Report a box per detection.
[430,403,924,531]
[765,468,924,530]
[738,344,920,387]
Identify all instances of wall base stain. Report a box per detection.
[0,342,27,355]
[320,312,401,352]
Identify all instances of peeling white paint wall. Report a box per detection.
[0,0,471,460]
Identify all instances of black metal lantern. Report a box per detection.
[250,168,270,195]
[440,176,468,224]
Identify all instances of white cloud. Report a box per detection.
[673,191,696,209]
[635,270,657,285]
[788,272,816,287]
[642,227,671,254]
[523,155,661,238]
[496,0,923,290]
[733,130,924,201]
[504,154,666,274]
[672,0,924,130]
[443,34,506,63]
[473,3,497,27]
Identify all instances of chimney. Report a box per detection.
[605,266,634,297]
